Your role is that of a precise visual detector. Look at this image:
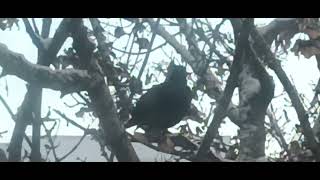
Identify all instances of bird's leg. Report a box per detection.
[158,130,175,153]
[145,129,162,141]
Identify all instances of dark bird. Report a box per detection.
[125,64,192,133]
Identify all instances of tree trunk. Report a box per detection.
[69,18,140,161]
[237,45,275,161]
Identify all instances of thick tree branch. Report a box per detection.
[30,18,55,161]
[69,18,139,162]
[0,43,95,94]
[249,21,320,161]
[196,19,254,160]
[256,18,298,45]
[42,18,71,66]
[6,18,70,161]
[89,18,133,123]
[228,18,320,160]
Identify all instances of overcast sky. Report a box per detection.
[0,18,318,157]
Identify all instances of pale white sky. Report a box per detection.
[0,18,318,157]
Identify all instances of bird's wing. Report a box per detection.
[133,84,164,112]
[129,82,192,129]
[129,84,165,123]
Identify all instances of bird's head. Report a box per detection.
[167,65,188,85]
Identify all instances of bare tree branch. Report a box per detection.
[6,18,74,161]
[248,20,320,161]
[53,109,112,162]
[31,18,40,35]
[267,105,290,157]
[137,18,160,80]
[22,18,44,50]
[58,133,87,162]
[0,95,32,150]
[0,44,96,93]
[69,18,139,161]
[42,121,59,162]
[41,18,52,38]
[196,19,251,159]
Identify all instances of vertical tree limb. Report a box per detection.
[69,18,139,161]
[248,20,320,161]
[8,18,69,161]
[196,19,253,160]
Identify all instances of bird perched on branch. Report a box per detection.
[125,63,192,134]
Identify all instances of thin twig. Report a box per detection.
[42,121,59,162]
[125,28,137,66]
[22,18,44,50]
[58,133,87,162]
[267,104,290,156]
[137,18,160,80]
[249,21,320,160]
[53,109,86,131]
[0,130,8,137]
[0,94,32,147]
[112,41,168,55]
[53,108,111,161]
[31,18,40,35]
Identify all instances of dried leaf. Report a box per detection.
[133,23,146,33]
[304,28,320,39]
[136,38,149,50]
[292,39,320,58]
[5,78,8,97]
[301,46,320,58]
[192,87,199,100]
[104,42,113,48]
[22,149,29,160]
[129,76,142,94]
[0,18,19,31]
[133,132,149,144]
[75,107,91,118]
[196,126,203,135]
[0,23,5,30]
[158,136,175,153]
[216,66,226,76]
[114,26,126,38]
[44,144,51,150]
[290,140,301,155]
[117,62,128,71]
[295,124,303,133]
[145,70,153,85]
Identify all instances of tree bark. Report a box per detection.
[5,18,69,161]
[68,18,139,162]
[237,42,275,161]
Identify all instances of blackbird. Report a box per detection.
[125,64,192,132]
